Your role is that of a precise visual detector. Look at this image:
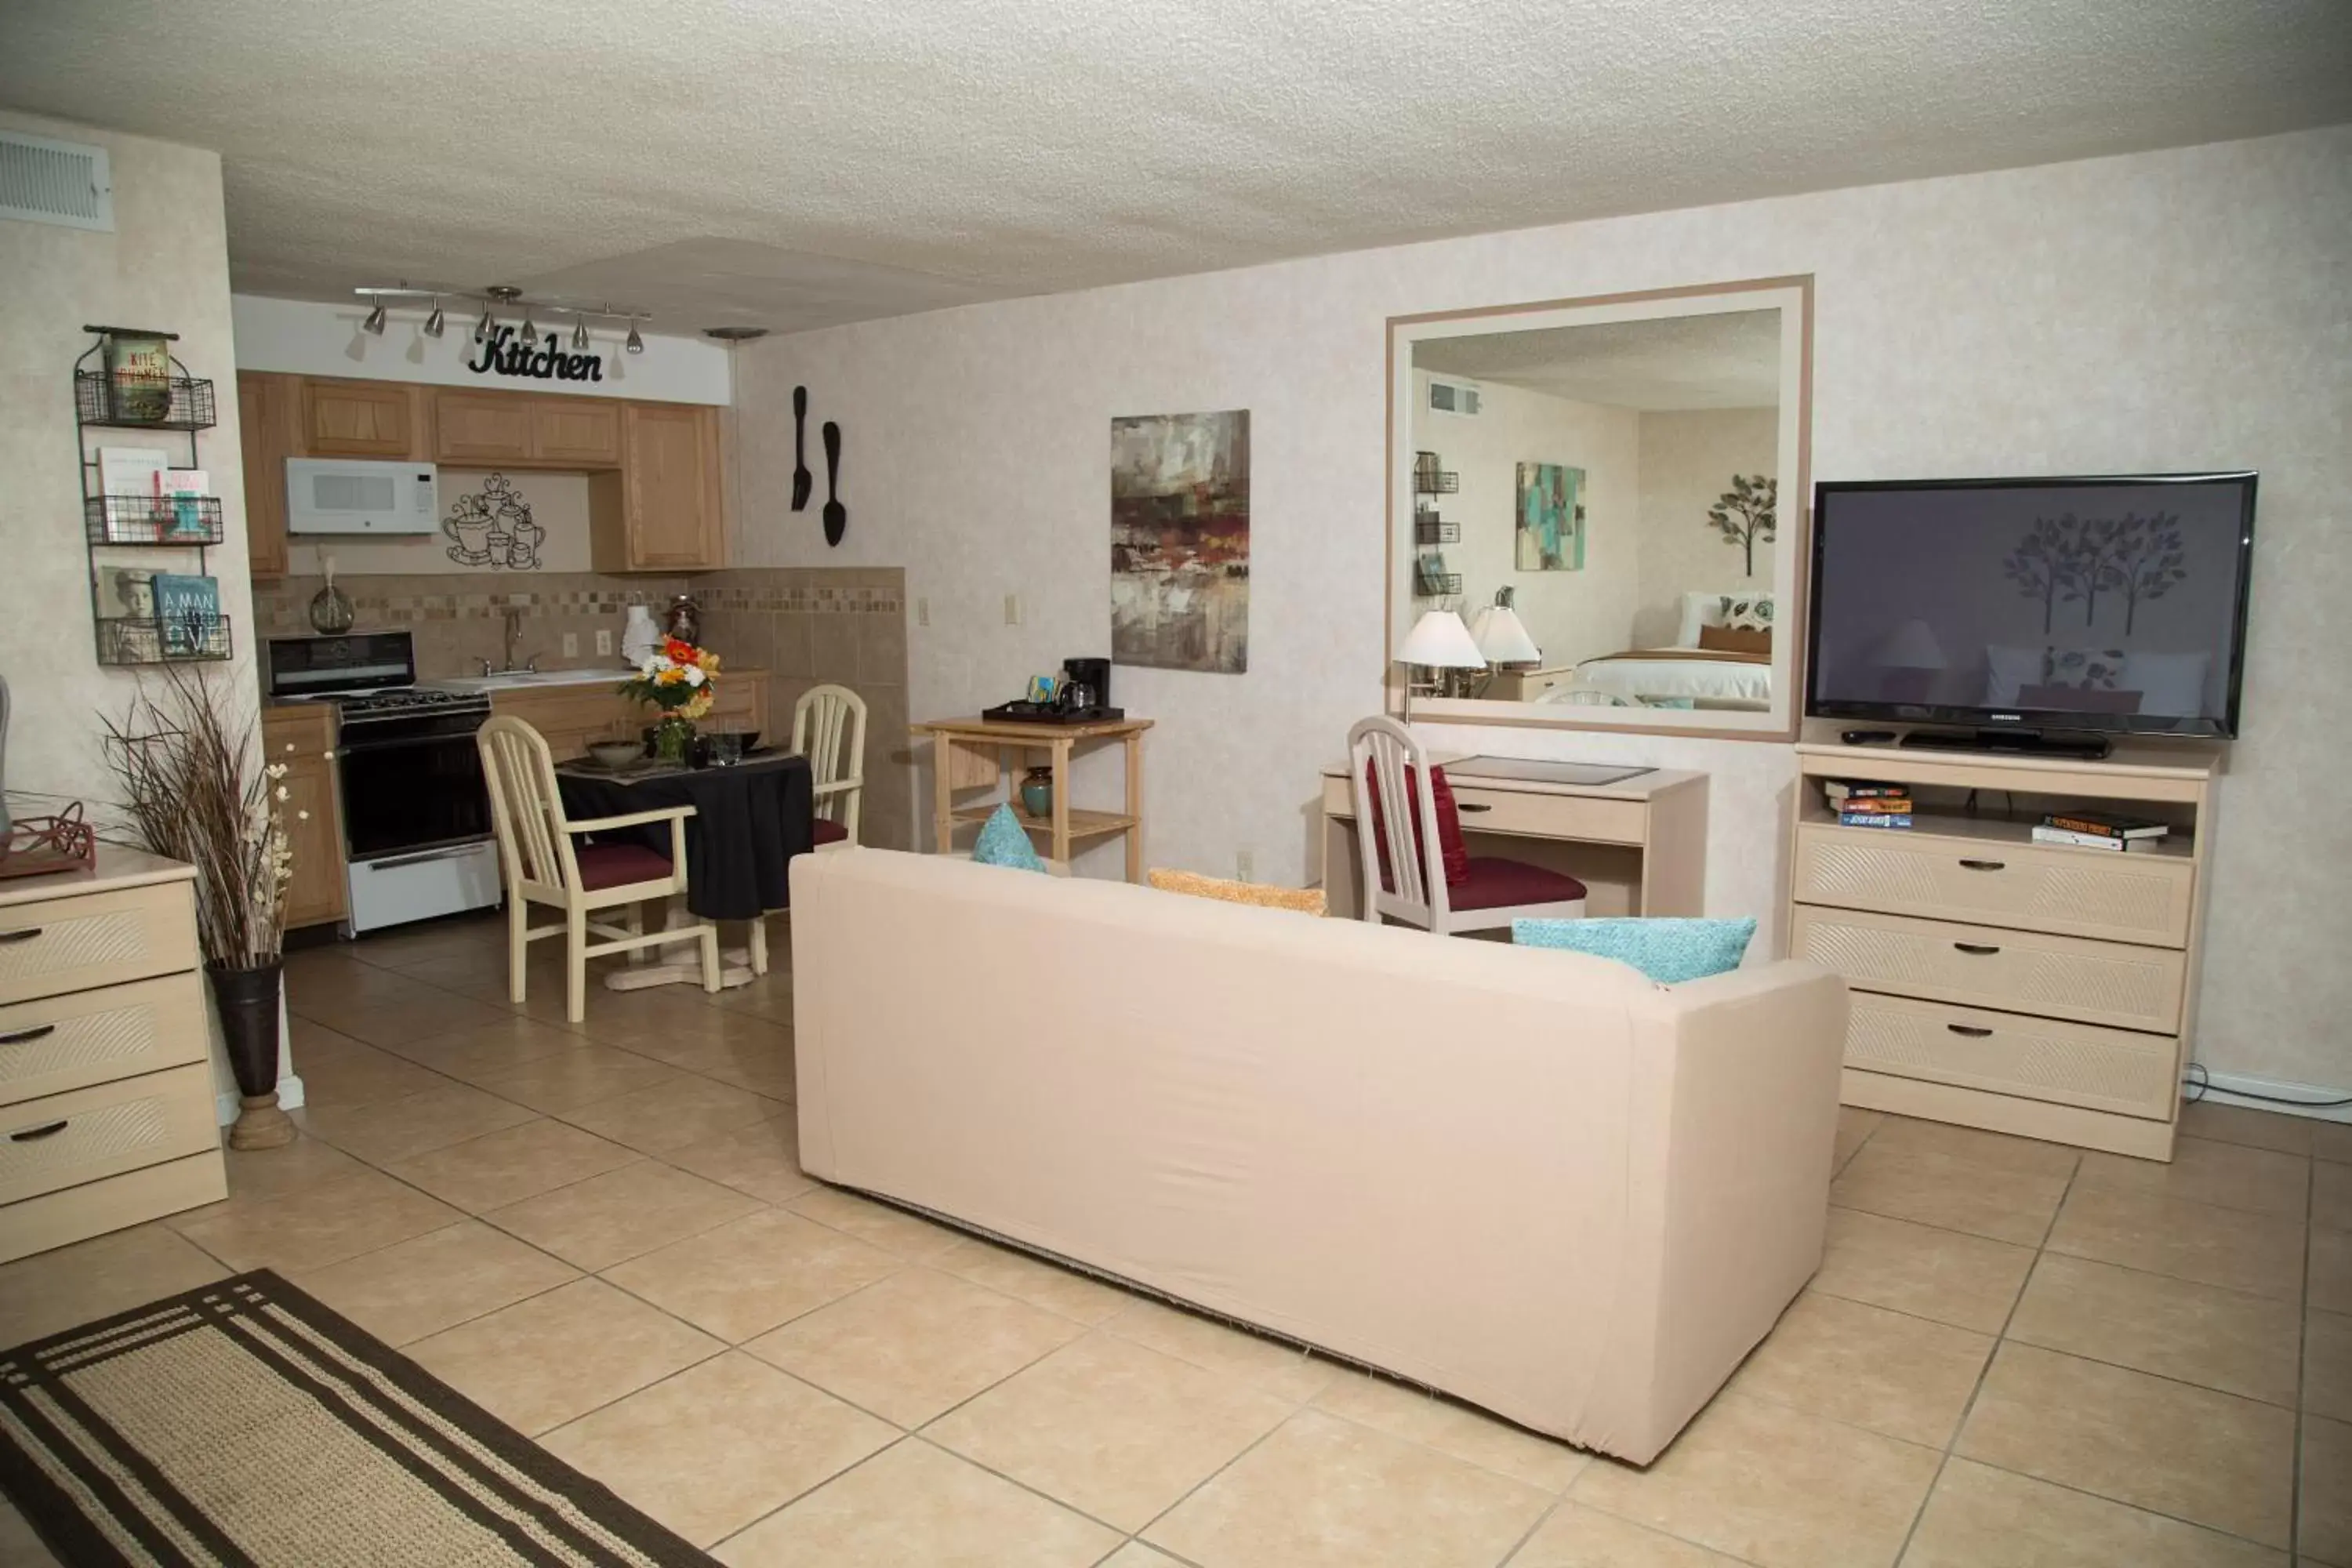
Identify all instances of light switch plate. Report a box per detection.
[1004,593,1021,626]
[595,629,614,656]
[561,632,579,657]
[917,597,930,627]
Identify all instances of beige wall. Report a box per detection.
[727,125,2351,1090]
[1,111,257,824]
[1409,372,1640,665]
[1632,408,1781,648]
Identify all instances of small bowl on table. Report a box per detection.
[585,740,643,770]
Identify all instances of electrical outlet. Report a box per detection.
[594,629,614,656]
[916,597,930,627]
[1004,593,1021,626]
[561,632,579,657]
[1236,848,1254,883]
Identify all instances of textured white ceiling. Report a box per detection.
[1417,311,1784,410]
[2,0,2347,333]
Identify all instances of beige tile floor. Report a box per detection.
[1,912,2347,1566]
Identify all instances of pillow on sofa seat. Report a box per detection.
[1148,867,1327,916]
[972,804,1048,872]
[1513,916,1758,984]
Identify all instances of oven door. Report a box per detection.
[337,728,492,861]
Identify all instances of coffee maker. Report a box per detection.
[1060,657,1111,713]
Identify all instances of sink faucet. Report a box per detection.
[475,611,540,677]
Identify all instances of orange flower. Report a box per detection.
[663,637,695,662]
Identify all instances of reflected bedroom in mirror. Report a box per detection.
[1389,278,1812,737]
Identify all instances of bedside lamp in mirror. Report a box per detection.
[1398,609,1486,717]
[1469,589,1541,670]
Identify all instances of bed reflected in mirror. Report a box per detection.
[1390,278,1812,738]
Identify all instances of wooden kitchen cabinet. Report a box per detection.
[304,378,423,458]
[531,398,621,466]
[434,390,535,463]
[237,372,299,579]
[488,670,769,760]
[261,704,347,929]
[589,402,724,571]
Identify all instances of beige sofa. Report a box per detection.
[789,848,1848,1464]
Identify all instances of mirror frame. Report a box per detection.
[1385,274,1814,741]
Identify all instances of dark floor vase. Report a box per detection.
[209,959,295,1149]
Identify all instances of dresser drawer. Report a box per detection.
[1793,824,2194,947]
[0,882,199,1007]
[1842,991,2178,1120]
[0,973,209,1108]
[1791,905,2187,1033]
[0,1063,218,1208]
[0,1149,226,1266]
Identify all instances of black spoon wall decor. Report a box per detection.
[790,386,813,511]
[821,419,847,546]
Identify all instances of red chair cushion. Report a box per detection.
[1450,857,1588,913]
[812,818,850,845]
[1363,760,1471,890]
[575,842,675,891]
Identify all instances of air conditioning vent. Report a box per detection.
[0,132,114,232]
[1428,378,1481,416]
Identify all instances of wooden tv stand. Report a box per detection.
[1788,739,2218,1161]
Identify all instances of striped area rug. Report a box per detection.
[0,1272,710,1566]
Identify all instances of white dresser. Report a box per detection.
[1787,741,2217,1161]
[0,847,228,1264]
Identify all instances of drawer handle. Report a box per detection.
[9,1120,67,1143]
[1946,1023,1994,1038]
[1953,942,2002,956]
[0,928,41,945]
[1456,802,1493,814]
[1957,858,2006,873]
[0,1025,57,1047]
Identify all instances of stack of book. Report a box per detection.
[1824,779,1913,829]
[2033,810,2171,851]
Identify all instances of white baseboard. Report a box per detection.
[2187,1068,2352,1124]
[214,1073,305,1128]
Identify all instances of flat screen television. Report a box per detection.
[1806,473,2256,740]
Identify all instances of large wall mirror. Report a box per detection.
[1388,278,1813,738]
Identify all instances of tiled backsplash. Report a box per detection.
[251,567,915,849]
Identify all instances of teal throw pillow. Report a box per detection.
[972,803,1047,872]
[1512,916,1758,984]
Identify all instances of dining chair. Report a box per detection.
[1346,715,1588,935]
[476,716,721,1022]
[793,684,866,851]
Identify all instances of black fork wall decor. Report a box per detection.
[791,386,813,512]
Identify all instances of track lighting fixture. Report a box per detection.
[352,285,652,352]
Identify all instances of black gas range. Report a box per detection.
[266,633,501,935]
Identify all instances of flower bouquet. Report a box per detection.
[619,637,721,762]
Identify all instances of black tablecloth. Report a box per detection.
[557,753,813,921]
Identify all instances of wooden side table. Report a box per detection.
[913,716,1152,880]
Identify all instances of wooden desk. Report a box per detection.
[914,716,1152,880]
[1319,757,1708,920]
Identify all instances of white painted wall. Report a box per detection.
[230,294,733,405]
[0,112,296,1116]
[1633,408,1781,648]
[728,126,2352,1089]
[1410,372,1639,666]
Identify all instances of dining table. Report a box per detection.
[554,749,815,990]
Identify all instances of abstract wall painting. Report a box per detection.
[1110,409,1250,674]
[1515,462,1586,572]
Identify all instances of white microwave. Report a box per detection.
[286,458,438,534]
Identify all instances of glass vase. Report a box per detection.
[652,715,697,765]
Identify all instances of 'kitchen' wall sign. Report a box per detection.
[466,325,603,383]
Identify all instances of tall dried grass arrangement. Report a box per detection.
[101,664,291,969]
